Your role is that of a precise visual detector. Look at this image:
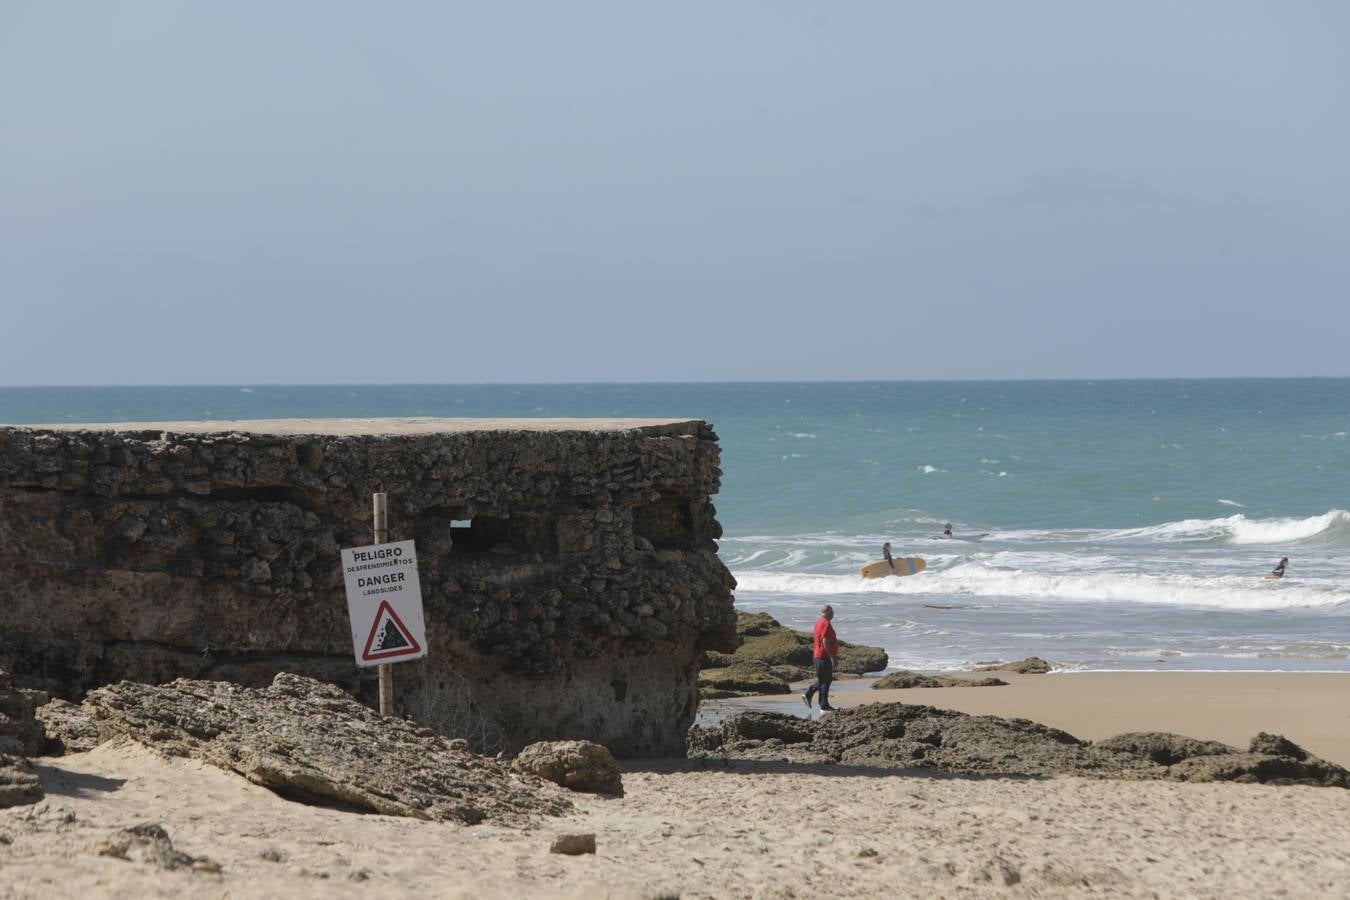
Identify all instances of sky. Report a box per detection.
[2,1,1348,385]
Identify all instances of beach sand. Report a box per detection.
[4,674,1350,898]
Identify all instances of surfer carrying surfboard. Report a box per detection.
[883,542,894,569]
[1271,557,1289,579]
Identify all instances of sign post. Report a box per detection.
[373,493,393,717]
[341,492,428,717]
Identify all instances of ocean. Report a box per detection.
[3,379,1347,673]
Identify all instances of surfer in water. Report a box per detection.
[1271,557,1289,579]
[883,542,894,569]
[942,523,953,539]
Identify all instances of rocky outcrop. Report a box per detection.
[85,673,574,824]
[698,658,794,699]
[512,740,623,796]
[698,612,888,698]
[976,657,1054,674]
[1094,731,1235,766]
[35,699,100,755]
[689,704,1350,787]
[0,419,736,756]
[0,665,46,757]
[872,671,1007,689]
[0,754,43,809]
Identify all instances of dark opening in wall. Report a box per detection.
[450,517,509,556]
[449,515,557,557]
[633,497,695,549]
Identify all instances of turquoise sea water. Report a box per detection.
[3,380,1348,672]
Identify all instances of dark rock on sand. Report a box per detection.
[975,657,1054,674]
[872,671,1008,689]
[1094,732,1234,766]
[1168,750,1350,787]
[1249,732,1307,760]
[0,754,44,809]
[550,833,597,855]
[35,699,101,755]
[690,703,1350,787]
[86,673,573,824]
[512,740,624,796]
[97,823,220,873]
[1097,730,1348,786]
[722,711,817,745]
[691,703,1142,777]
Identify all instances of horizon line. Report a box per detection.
[3,375,1349,389]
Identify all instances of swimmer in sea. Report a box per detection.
[883,541,894,569]
[942,523,953,539]
[1271,557,1289,578]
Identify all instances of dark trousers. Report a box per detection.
[805,657,834,708]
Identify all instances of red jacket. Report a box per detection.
[813,618,839,660]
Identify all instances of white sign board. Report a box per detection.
[341,539,428,667]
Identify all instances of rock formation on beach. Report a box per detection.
[82,673,573,825]
[698,612,888,698]
[0,665,44,809]
[976,656,1054,674]
[871,671,1008,689]
[512,740,624,796]
[0,418,736,755]
[0,666,47,759]
[690,703,1350,787]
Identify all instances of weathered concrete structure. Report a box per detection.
[0,418,736,756]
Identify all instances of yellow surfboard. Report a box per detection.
[861,557,926,578]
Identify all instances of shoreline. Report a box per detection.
[719,670,1350,767]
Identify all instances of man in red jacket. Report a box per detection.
[803,604,840,711]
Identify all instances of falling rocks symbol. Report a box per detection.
[375,620,410,651]
[361,600,422,662]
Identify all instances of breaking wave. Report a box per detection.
[986,510,1350,547]
[732,563,1349,611]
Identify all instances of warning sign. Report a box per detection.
[362,600,422,661]
[341,539,427,666]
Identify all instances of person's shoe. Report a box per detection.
[802,693,812,709]
[819,705,838,711]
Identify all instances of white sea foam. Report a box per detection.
[920,465,941,474]
[732,562,1350,610]
[1216,499,1244,508]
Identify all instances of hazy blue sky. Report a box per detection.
[3,2,1347,384]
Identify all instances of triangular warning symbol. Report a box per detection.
[361,600,423,662]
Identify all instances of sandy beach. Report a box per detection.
[5,673,1350,899]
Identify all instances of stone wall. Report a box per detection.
[0,418,737,756]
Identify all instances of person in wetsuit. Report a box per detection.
[883,542,894,569]
[942,523,953,539]
[1271,557,1289,578]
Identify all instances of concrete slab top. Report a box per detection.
[7,417,705,436]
